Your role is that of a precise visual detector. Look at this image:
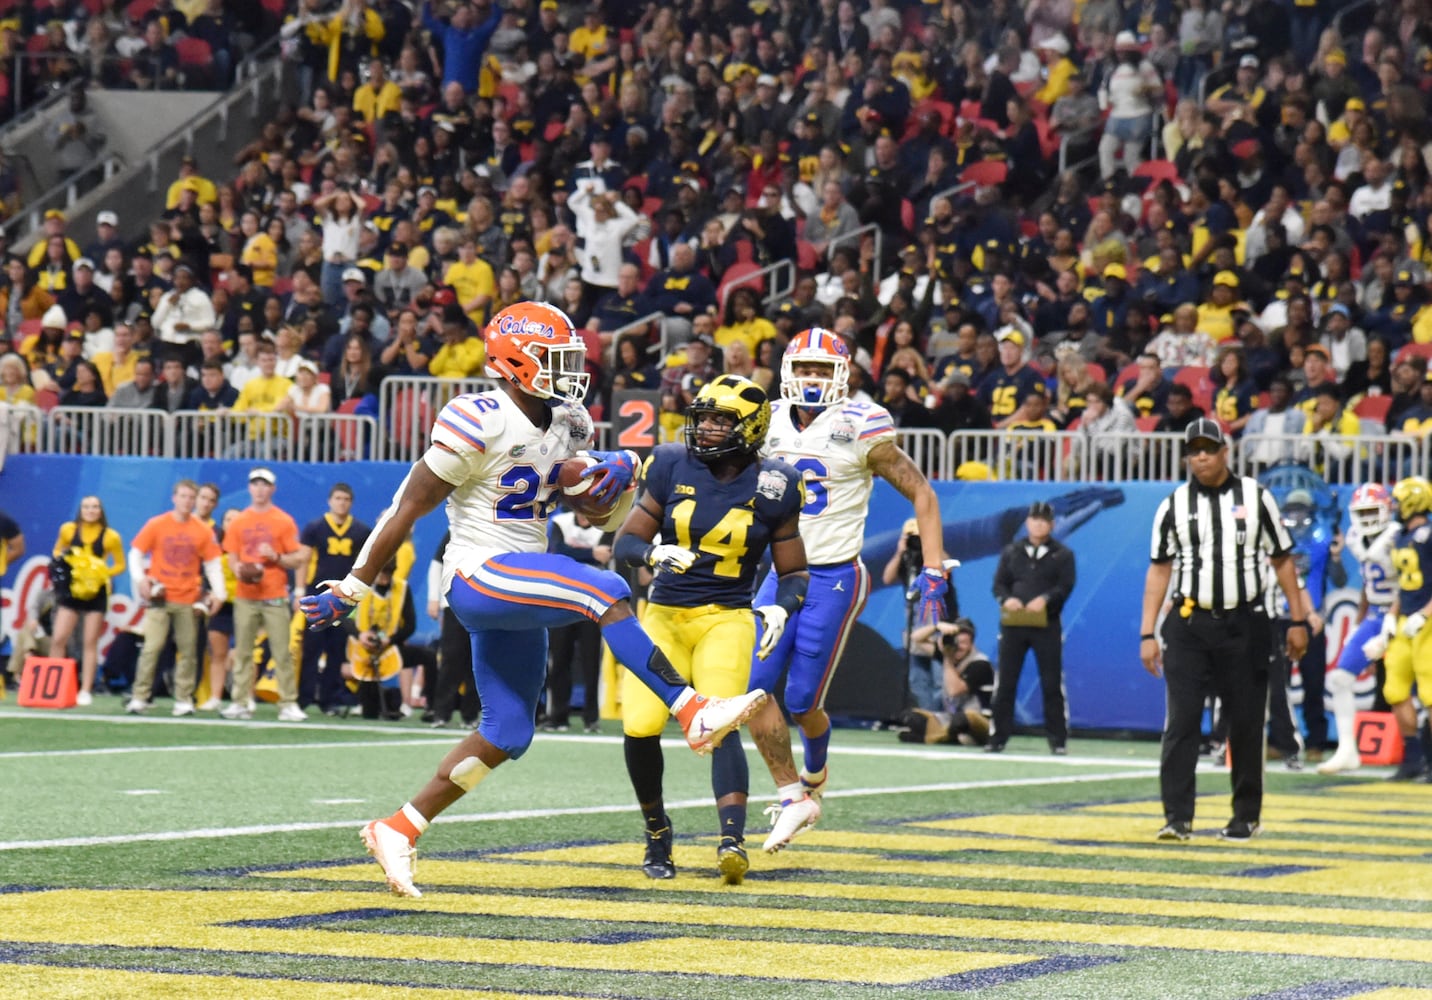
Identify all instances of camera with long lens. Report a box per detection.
[900,531,925,585]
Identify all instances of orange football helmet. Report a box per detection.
[483,302,590,405]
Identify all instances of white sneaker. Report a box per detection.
[681,689,767,755]
[220,701,254,720]
[171,700,195,717]
[800,767,828,803]
[762,794,822,853]
[197,697,222,712]
[1316,746,1362,775]
[124,698,149,715]
[360,819,421,898]
[75,690,93,707]
[277,704,308,722]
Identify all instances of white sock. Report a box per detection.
[777,781,804,806]
[671,687,696,714]
[401,802,430,835]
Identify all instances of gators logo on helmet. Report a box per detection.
[483,301,589,405]
[685,373,771,462]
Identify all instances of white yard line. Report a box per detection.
[0,769,1153,852]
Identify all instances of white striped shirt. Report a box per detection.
[1150,474,1293,611]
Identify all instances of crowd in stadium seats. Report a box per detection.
[2,0,1432,474]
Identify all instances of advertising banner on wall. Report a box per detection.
[0,456,1370,734]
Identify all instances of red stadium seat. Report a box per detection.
[575,328,603,370]
[641,196,664,218]
[1395,343,1432,366]
[1135,415,1161,433]
[900,198,914,233]
[1353,394,1392,424]
[1086,362,1108,384]
[125,0,157,21]
[1034,116,1061,159]
[389,388,433,454]
[35,388,59,412]
[1132,160,1181,185]
[717,262,764,310]
[631,237,654,279]
[959,100,982,121]
[961,161,1008,187]
[174,37,212,68]
[796,239,818,272]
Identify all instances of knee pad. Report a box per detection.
[1326,670,1356,696]
[448,754,492,792]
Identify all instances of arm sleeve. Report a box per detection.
[203,557,225,599]
[128,546,149,592]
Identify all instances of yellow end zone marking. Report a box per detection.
[6,884,1422,967]
[275,851,1432,933]
[0,889,1034,985]
[1080,792,1432,828]
[908,814,1424,855]
[1346,992,1432,1000]
[0,963,579,1000]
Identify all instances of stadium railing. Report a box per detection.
[898,427,950,480]
[1234,431,1426,485]
[377,375,497,463]
[719,257,797,312]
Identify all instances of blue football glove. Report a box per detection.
[579,449,639,505]
[300,585,357,630]
[908,567,949,628]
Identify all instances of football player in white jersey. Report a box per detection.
[746,328,950,853]
[300,301,767,898]
[1319,482,1398,774]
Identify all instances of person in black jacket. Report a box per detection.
[988,500,1077,753]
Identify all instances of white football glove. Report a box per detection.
[1402,611,1428,639]
[647,544,697,574]
[755,605,788,660]
[1361,633,1389,663]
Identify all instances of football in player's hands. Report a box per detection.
[237,562,266,584]
[557,457,619,519]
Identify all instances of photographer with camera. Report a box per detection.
[899,617,995,746]
[883,518,960,711]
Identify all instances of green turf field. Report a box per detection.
[1,697,1428,1000]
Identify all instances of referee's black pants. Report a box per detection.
[1159,606,1271,826]
[990,624,1067,749]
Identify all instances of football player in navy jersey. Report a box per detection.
[614,374,809,883]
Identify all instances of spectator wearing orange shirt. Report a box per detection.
[220,468,309,721]
[125,480,227,716]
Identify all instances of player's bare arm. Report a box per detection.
[351,450,459,590]
[867,439,945,570]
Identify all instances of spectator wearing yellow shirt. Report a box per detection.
[714,287,777,357]
[443,236,496,326]
[1195,271,1242,342]
[428,304,486,378]
[231,340,294,445]
[92,323,146,397]
[164,154,218,209]
[353,57,402,123]
[0,351,35,406]
[1297,383,1361,478]
[1032,35,1075,108]
[1326,97,1366,150]
[239,211,279,289]
[569,9,610,64]
[26,212,82,269]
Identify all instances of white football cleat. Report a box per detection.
[361,819,421,898]
[682,690,767,755]
[277,704,309,722]
[762,794,822,853]
[220,701,254,720]
[1316,746,1362,775]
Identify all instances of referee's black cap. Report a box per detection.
[1184,418,1227,448]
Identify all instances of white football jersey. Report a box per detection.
[427,389,594,593]
[1346,523,1398,607]
[763,398,896,563]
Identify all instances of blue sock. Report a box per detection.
[802,725,831,775]
[602,617,684,707]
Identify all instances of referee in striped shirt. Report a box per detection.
[1139,419,1308,843]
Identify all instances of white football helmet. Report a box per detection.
[1349,482,1392,535]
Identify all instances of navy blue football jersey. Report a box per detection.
[642,443,805,608]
